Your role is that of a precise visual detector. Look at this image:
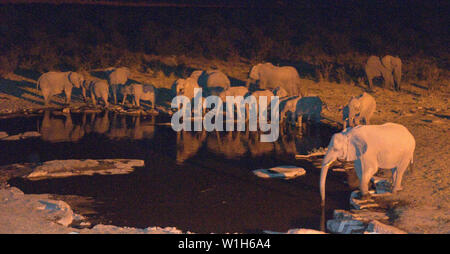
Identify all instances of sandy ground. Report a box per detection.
[0,59,448,233]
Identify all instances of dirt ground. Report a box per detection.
[0,57,448,233]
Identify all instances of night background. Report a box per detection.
[0,0,448,84]
[0,0,449,235]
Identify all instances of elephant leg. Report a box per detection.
[367,78,373,90]
[134,95,140,107]
[103,95,109,107]
[113,86,118,104]
[392,160,409,193]
[65,88,72,104]
[91,94,97,106]
[359,157,378,197]
[82,87,87,102]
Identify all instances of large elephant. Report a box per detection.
[320,123,415,205]
[37,71,84,105]
[190,70,231,95]
[121,83,156,108]
[247,63,302,96]
[88,79,110,107]
[342,92,376,129]
[108,67,130,104]
[365,55,402,91]
[382,55,402,91]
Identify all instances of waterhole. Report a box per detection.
[1,110,352,233]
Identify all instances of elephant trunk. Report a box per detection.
[245,78,252,88]
[320,151,337,206]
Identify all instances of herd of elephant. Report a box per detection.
[34,56,414,206]
[35,54,402,111]
[37,67,156,108]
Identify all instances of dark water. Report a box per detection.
[1,111,351,233]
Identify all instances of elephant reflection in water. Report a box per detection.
[128,117,155,140]
[274,133,299,156]
[176,130,206,164]
[105,114,155,140]
[207,131,248,159]
[247,131,274,157]
[40,111,85,142]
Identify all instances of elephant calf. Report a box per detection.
[279,95,302,126]
[342,92,376,129]
[122,83,156,109]
[295,96,324,126]
[88,80,110,107]
[37,71,85,105]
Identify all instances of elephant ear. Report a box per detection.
[346,133,367,161]
[249,65,260,80]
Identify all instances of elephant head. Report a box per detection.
[320,130,362,205]
[68,72,84,88]
[381,55,402,91]
[175,79,186,95]
[247,64,263,87]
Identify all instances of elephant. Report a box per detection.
[382,55,402,91]
[121,83,156,108]
[294,96,324,127]
[218,86,249,102]
[87,79,110,107]
[247,62,302,96]
[342,92,376,129]
[365,55,402,91]
[36,71,85,105]
[108,67,130,104]
[273,86,289,98]
[248,89,275,121]
[320,123,415,205]
[174,77,201,100]
[190,70,231,95]
[279,95,302,126]
[173,77,202,111]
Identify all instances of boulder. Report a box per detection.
[350,190,379,210]
[365,220,407,234]
[26,159,145,180]
[253,166,306,179]
[326,219,366,234]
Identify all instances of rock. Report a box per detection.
[36,199,74,226]
[333,209,389,223]
[252,166,306,179]
[1,134,22,141]
[26,159,145,180]
[62,108,70,113]
[350,190,379,210]
[372,178,392,194]
[0,131,8,139]
[86,224,185,234]
[365,220,407,234]
[327,219,366,234]
[0,187,24,202]
[21,131,41,138]
[264,228,326,234]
